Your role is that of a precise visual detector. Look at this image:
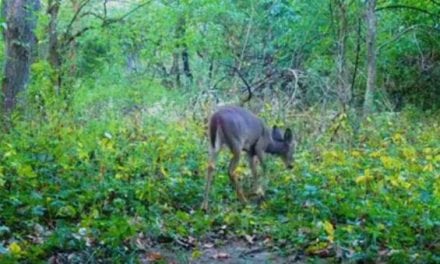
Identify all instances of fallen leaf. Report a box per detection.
[213,252,230,259]
[263,237,272,246]
[203,243,214,248]
[244,234,255,244]
[187,236,196,244]
[146,252,163,261]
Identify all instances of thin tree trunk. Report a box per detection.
[67,0,81,79]
[170,52,181,87]
[178,18,192,84]
[47,0,61,91]
[363,0,377,116]
[1,0,40,120]
[333,0,351,107]
[182,47,193,82]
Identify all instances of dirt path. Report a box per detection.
[142,238,305,264]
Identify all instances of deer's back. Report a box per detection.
[209,106,269,152]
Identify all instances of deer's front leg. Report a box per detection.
[254,150,266,198]
[247,154,263,197]
[229,150,247,203]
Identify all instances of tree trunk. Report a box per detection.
[170,52,181,87]
[182,48,193,82]
[67,0,81,79]
[363,0,377,116]
[1,0,40,119]
[47,0,61,91]
[332,0,351,107]
[177,17,192,85]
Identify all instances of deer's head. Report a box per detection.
[271,126,296,169]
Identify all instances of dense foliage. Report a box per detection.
[0,0,439,262]
[0,106,439,262]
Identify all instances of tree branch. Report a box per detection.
[64,0,92,38]
[377,25,440,51]
[431,0,440,7]
[109,1,152,24]
[233,66,253,104]
[80,11,106,21]
[63,1,151,45]
[376,4,440,19]
[65,26,94,45]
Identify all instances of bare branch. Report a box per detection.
[64,26,94,45]
[115,1,151,22]
[377,25,440,51]
[376,4,440,19]
[80,11,106,21]
[233,66,253,104]
[64,0,92,38]
[63,1,151,45]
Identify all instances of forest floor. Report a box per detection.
[142,237,301,264]
[47,235,303,263]
[2,111,439,263]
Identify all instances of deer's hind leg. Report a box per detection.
[201,146,219,211]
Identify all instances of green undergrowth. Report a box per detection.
[0,108,439,263]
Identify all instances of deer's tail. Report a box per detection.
[209,115,221,150]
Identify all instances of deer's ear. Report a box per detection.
[284,128,293,143]
[272,126,283,141]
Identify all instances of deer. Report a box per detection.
[201,106,296,210]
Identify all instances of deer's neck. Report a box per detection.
[265,140,286,156]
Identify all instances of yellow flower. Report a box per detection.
[192,250,202,259]
[434,177,440,198]
[323,150,344,165]
[423,164,434,172]
[306,241,330,254]
[323,221,335,243]
[356,169,374,184]
[380,156,401,170]
[392,133,404,144]
[8,242,22,255]
[351,150,361,158]
[343,225,354,233]
[402,147,417,161]
[389,175,412,189]
[423,148,432,154]
[115,173,125,180]
[18,165,37,178]
[370,150,382,158]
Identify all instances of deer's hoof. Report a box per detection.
[238,194,248,204]
[201,201,209,212]
[254,186,265,197]
[256,195,266,205]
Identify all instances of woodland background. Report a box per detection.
[0,0,439,262]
